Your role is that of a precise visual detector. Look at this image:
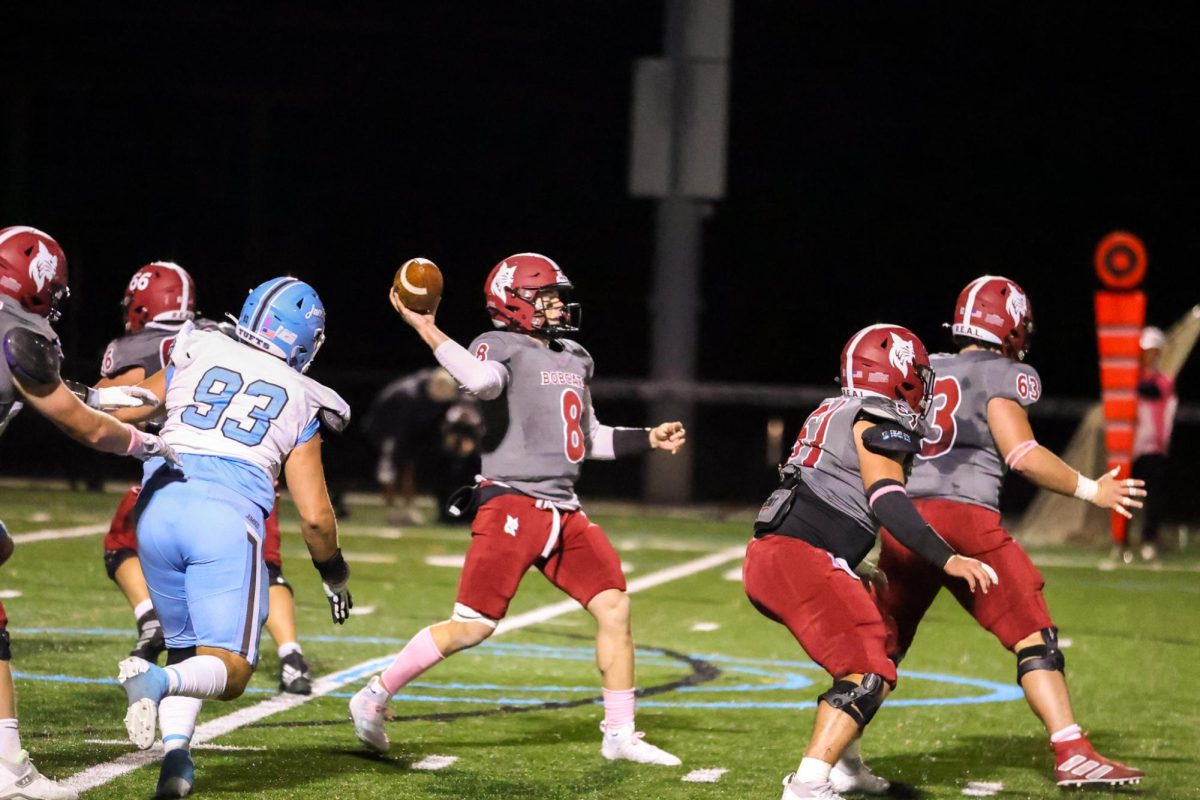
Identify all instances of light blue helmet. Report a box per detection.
[234,277,326,373]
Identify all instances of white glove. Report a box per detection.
[124,424,182,468]
[89,385,160,411]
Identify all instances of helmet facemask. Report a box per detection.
[46,284,69,324]
[526,287,580,337]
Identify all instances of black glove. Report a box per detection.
[313,549,352,624]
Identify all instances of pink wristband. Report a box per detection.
[868,483,906,507]
[1004,439,1038,469]
[123,423,142,455]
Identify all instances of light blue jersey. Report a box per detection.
[150,321,348,510]
[136,320,349,660]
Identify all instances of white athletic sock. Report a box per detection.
[840,737,862,762]
[133,599,154,621]
[795,756,832,783]
[165,656,228,699]
[1050,723,1083,744]
[0,718,20,761]
[159,696,203,752]
[277,641,302,659]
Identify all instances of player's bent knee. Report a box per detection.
[1015,626,1065,684]
[0,630,11,661]
[818,673,886,728]
[104,548,138,582]
[447,604,497,650]
[587,589,630,626]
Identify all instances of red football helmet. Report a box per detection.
[0,226,69,322]
[483,252,580,335]
[840,323,935,423]
[950,275,1034,361]
[122,262,196,333]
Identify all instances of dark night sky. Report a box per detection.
[3,2,1197,502]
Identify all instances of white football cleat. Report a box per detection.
[349,676,391,753]
[117,656,169,750]
[0,750,78,800]
[780,772,845,800]
[599,722,681,766]
[830,754,891,795]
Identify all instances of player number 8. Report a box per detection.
[561,389,585,463]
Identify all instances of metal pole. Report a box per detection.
[641,0,731,504]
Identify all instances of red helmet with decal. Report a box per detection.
[122,261,196,333]
[840,323,935,423]
[0,226,69,322]
[951,275,1034,361]
[483,252,580,336]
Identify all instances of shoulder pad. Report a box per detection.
[856,395,902,424]
[319,406,350,435]
[856,394,925,437]
[3,327,62,385]
[860,421,921,456]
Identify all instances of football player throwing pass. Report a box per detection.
[743,323,996,800]
[350,252,686,767]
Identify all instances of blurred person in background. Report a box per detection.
[364,367,467,523]
[1132,326,1177,562]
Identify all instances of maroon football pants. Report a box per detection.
[878,498,1053,658]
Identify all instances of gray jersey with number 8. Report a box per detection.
[468,331,596,509]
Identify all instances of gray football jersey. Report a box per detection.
[786,394,911,534]
[100,319,223,380]
[468,331,595,508]
[100,327,174,379]
[0,299,60,437]
[908,350,1042,511]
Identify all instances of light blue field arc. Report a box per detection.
[14,627,1024,710]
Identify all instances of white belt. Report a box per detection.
[535,499,562,558]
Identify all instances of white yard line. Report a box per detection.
[63,543,746,794]
[683,767,728,783]
[9,523,107,544]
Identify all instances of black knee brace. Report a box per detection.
[104,548,138,582]
[818,673,885,728]
[1016,626,1065,684]
[0,629,11,661]
[266,562,293,595]
[166,646,197,666]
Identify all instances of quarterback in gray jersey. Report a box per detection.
[350,252,688,768]
[877,276,1145,788]
[1,227,177,800]
[744,323,996,800]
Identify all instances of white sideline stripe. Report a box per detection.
[722,566,742,581]
[412,754,458,771]
[9,523,107,544]
[683,768,728,783]
[0,590,21,599]
[84,739,267,752]
[494,545,745,636]
[425,554,467,568]
[63,543,746,793]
